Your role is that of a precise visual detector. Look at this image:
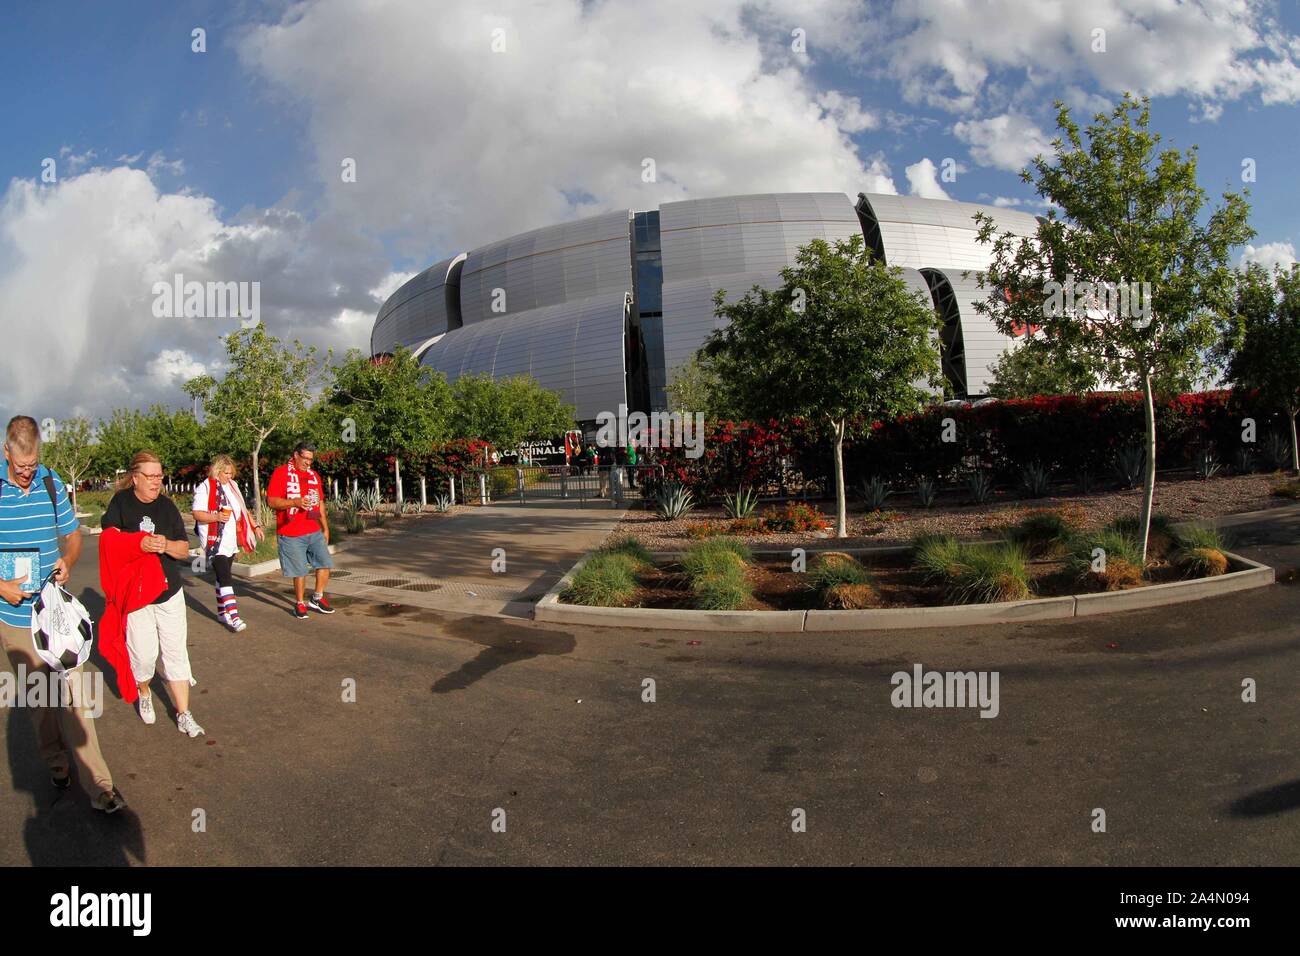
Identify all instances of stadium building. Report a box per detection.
[370,192,1040,423]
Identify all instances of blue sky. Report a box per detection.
[2,0,1298,419]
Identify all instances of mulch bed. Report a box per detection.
[616,472,1288,553]
[620,552,1209,612]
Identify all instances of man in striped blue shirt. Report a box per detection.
[0,415,122,813]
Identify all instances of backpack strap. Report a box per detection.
[42,471,60,527]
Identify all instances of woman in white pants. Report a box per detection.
[101,451,205,737]
[191,454,263,632]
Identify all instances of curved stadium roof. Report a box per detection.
[373,191,1040,420]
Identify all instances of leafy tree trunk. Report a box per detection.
[831,418,847,539]
[251,436,265,517]
[1289,408,1299,475]
[1138,370,1157,564]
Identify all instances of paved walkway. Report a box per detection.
[2,505,1296,866]
[318,501,626,618]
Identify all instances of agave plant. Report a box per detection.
[432,492,453,513]
[915,476,937,508]
[722,486,759,519]
[402,499,424,515]
[1193,448,1222,480]
[858,476,891,510]
[1233,446,1256,474]
[1076,469,1095,495]
[1261,431,1291,470]
[1112,444,1145,490]
[967,470,994,505]
[655,483,695,520]
[1018,462,1051,499]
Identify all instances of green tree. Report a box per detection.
[43,417,94,513]
[704,234,942,538]
[1217,263,1300,473]
[92,405,212,482]
[666,351,737,419]
[199,323,328,507]
[974,94,1253,561]
[448,374,575,452]
[987,338,1097,398]
[326,348,454,499]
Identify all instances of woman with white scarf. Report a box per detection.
[190,455,263,632]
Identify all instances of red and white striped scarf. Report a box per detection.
[203,478,257,555]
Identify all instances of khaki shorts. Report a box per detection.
[126,589,192,683]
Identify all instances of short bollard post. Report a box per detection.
[420,477,427,509]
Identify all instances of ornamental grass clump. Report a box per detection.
[1009,508,1082,557]
[598,535,653,567]
[808,551,877,610]
[911,533,964,583]
[1272,480,1300,499]
[946,543,1031,605]
[681,539,753,610]
[1170,524,1230,578]
[1107,513,1176,558]
[563,552,641,607]
[1067,529,1145,591]
[692,570,752,610]
[680,538,752,578]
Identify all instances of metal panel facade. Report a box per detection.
[926,267,1011,396]
[419,293,627,422]
[457,210,633,325]
[658,192,863,387]
[370,253,464,356]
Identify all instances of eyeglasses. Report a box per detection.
[10,461,39,475]
[137,472,164,480]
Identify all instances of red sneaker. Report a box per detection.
[293,602,309,619]
[307,595,335,614]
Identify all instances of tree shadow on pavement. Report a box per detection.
[1227,779,1300,818]
[430,618,575,694]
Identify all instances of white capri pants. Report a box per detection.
[126,589,193,683]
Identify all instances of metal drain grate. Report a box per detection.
[331,569,353,578]
[399,582,443,592]
[365,578,413,588]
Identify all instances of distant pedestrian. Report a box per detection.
[190,454,262,632]
[101,450,205,738]
[267,442,334,620]
[0,416,124,812]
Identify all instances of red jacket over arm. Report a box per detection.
[98,527,166,704]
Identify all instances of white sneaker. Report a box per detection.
[177,711,206,737]
[137,693,156,725]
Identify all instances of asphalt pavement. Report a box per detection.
[1,506,1297,866]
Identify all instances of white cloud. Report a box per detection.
[0,167,390,421]
[904,158,950,200]
[953,113,1053,172]
[238,0,896,255]
[1239,241,1297,272]
[147,349,210,389]
[879,0,1300,115]
[816,90,877,132]
[369,270,417,303]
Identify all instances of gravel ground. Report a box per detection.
[615,472,1291,552]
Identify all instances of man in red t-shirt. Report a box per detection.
[266,442,334,620]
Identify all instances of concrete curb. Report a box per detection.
[534,548,1275,632]
[1072,550,1273,616]
[804,596,1077,631]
